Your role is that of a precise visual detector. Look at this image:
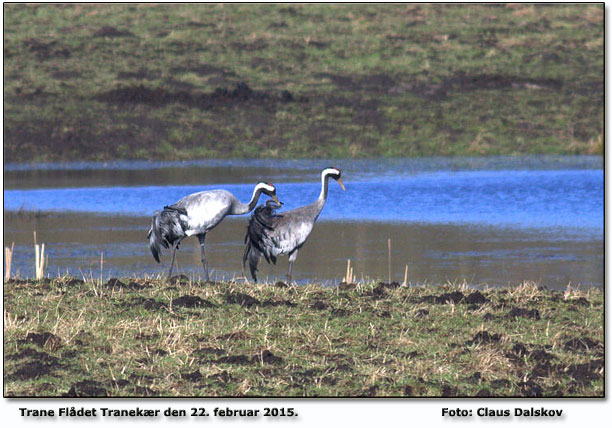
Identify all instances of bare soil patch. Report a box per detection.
[563,336,602,353]
[507,306,541,320]
[20,331,63,351]
[225,292,260,307]
[93,26,134,38]
[172,295,216,308]
[65,379,108,397]
[96,82,298,110]
[466,330,502,345]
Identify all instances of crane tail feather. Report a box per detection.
[148,205,187,263]
[243,201,280,281]
[242,240,261,282]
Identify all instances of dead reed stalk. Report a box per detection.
[5,242,14,281]
[100,252,104,285]
[401,264,408,287]
[342,259,354,284]
[34,231,46,280]
[387,238,392,283]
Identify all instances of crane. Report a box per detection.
[149,182,281,280]
[243,167,345,282]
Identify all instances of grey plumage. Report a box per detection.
[243,200,282,280]
[148,183,280,280]
[149,205,188,263]
[243,167,345,282]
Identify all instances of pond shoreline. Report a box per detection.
[3,211,603,289]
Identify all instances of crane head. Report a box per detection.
[323,167,345,191]
[257,182,283,206]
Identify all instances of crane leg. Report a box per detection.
[168,241,179,278]
[287,262,293,283]
[197,233,209,282]
[287,250,298,283]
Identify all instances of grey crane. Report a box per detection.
[148,182,281,280]
[243,167,345,282]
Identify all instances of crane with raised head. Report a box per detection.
[149,182,281,280]
[243,167,345,282]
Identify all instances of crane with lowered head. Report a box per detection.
[149,182,281,280]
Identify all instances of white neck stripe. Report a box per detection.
[322,168,340,177]
[256,183,275,193]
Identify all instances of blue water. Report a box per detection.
[4,166,603,236]
[3,157,603,287]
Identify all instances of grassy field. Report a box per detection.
[3,277,603,397]
[3,3,603,163]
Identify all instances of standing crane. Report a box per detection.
[243,167,345,282]
[149,182,281,280]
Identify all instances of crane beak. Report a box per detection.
[336,178,346,191]
[271,195,283,205]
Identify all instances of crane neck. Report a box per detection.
[314,171,332,215]
[232,186,264,215]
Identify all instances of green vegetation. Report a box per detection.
[4,277,603,397]
[3,4,603,163]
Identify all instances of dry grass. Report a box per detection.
[3,277,604,397]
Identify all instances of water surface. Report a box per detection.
[3,156,603,289]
